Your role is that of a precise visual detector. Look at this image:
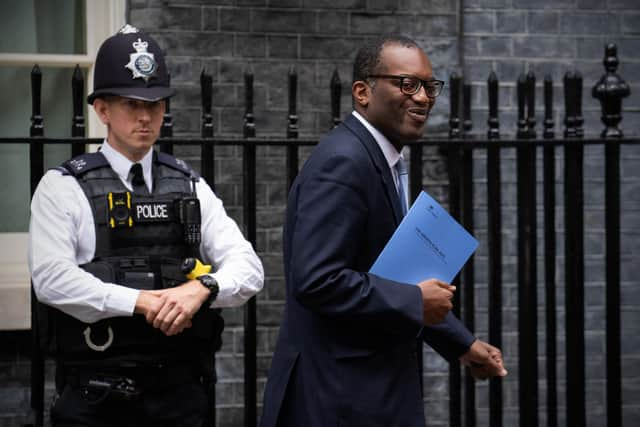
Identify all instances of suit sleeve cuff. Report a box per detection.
[422,312,476,361]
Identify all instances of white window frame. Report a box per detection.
[0,0,125,330]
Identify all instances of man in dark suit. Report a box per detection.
[260,35,507,427]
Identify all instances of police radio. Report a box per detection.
[178,197,201,246]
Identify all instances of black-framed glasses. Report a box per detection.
[366,74,445,97]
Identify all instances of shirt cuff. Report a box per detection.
[103,283,140,316]
[210,271,233,306]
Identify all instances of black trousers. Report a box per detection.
[51,364,208,427]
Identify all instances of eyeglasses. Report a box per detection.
[366,74,445,98]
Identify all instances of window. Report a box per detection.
[0,0,125,329]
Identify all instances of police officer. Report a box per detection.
[28,25,264,427]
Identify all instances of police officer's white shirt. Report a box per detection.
[28,140,264,323]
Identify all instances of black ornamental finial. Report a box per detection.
[330,69,342,128]
[592,43,631,138]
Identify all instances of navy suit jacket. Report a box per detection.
[260,114,475,427]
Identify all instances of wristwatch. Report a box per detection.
[196,274,219,303]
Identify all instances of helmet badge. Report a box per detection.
[125,38,157,83]
[119,24,140,34]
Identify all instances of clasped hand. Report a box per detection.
[134,280,210,336]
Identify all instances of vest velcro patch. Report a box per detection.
[60,152,109,177]
[132,201,175,223]
[156,151,199,179]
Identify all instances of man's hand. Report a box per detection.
[134,290,167,323]
[459,339,508,380]
[143,280,210,336]
[417,279,455,325]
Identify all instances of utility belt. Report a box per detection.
[52,256,224,362]
[58,361,206,404]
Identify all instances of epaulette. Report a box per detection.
[155,151,200,179]
[58,152,110,177]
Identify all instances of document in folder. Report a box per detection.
[370,191,478,285]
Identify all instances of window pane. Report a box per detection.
[0,66,86,232]
[1,0,85,54]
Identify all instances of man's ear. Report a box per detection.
[92,98,110,126]
[352,81,370,108]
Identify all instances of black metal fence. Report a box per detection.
[3,43,637,427]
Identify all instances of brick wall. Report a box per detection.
[463,0,640,136]
[2,0,639,426]
[130,0,460,138]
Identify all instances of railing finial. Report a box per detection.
[30,64,43,137]
[200,69,214,138]
[516,72,528,139]
[161,73,173,140]
[244,66,256,138]
[592,43,631,138]
[487,71,499,140]
[330,68,342,128]
[543,75,554,139]
[71,65,85,138]
[448,72,461,138]
[526,69,536,139]
[287,67,298,138]
[563,71,577,138]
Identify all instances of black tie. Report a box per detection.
[130,163,149,195]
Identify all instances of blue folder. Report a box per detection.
[370,191,478,285]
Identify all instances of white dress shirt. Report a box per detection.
[352,111,409,208]
[28,140,264,323]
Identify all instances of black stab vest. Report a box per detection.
[48,151,224,365]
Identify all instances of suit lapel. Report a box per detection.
[342,114,404,225]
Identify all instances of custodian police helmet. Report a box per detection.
[87,24,174,104]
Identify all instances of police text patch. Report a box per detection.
[133,202,175,223]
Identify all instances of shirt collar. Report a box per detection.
[351,110,403,169]
[100,140,154,190]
